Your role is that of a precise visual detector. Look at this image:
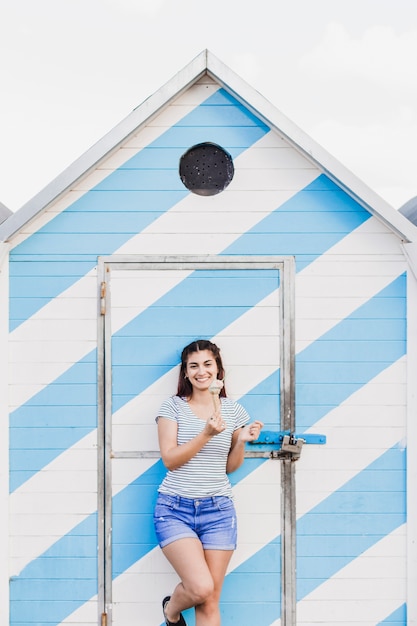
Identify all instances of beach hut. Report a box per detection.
[0,50,416,626]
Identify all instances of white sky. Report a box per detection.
[0,0,416,213]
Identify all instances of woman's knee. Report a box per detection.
[185,576,214,605]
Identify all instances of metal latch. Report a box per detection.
[280,434,304,459]
[246,430,326,461]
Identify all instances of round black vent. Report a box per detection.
[179,142,234,196]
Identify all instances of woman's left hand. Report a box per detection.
[238,420,264,443]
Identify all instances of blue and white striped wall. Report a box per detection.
[4,71,414,625]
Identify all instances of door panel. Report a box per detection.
[100,256,294,626]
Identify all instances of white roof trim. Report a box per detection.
[1,49,416,243]
[0,242,9,269]
[402,243,417,281]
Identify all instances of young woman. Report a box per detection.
[153,339,263,626]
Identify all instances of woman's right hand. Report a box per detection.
[204,408,227,436]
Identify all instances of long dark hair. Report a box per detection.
[177,339,227,398]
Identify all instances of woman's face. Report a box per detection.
[185,349,219,392]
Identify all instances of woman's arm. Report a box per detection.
[157,412,223,470]
[226,420,264,474]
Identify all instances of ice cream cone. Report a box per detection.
[209,379,224,411]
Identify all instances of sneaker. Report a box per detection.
[162,596,187,626]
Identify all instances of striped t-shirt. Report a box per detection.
[156,395,250,498]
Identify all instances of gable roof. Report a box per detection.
[1,49,416,243]
[399,196,417,226]
[0,201,12,226]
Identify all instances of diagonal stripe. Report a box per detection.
[378,604,407,624]
[111,268,280,411]
[269,526,407,626]
[297,356,406,518]
[295,525,407,626]
[10,516,99,626]
[224,175,370,264]
[7,78,222,247]
[221,445,405,626]
[296,273,406,430]
[296,444,406,599]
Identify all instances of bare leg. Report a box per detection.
[162,538,215,622]
[195,549,234,626]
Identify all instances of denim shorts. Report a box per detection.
[153,492,237,550]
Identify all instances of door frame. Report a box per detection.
[97,254,296,625]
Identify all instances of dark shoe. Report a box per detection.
[162,596,187,626]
